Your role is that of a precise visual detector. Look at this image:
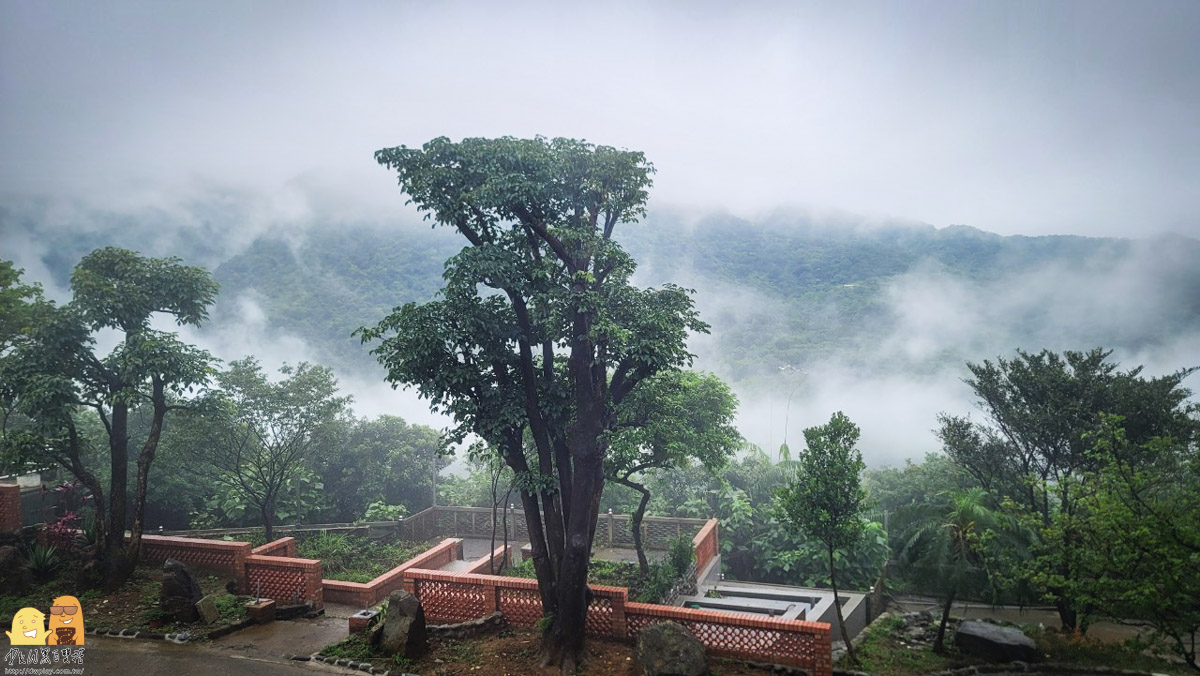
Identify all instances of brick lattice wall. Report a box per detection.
[0,484,21,532]
[138,534,252,589]
[245,554,323,610]
[400,537,832,676]
[625,602,831,675]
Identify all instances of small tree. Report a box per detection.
[606,370,741,575]
[897,488,1007,653]
[200,358,350,539]
[776,411,868,663]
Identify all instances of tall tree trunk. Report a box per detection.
[127,385,166,567]
[616,476,652,576]
[101,402,132,590]
[830,544,856,665]
[934,587,956,653]
[543,451,604,673]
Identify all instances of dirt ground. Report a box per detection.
[349,627,773,676]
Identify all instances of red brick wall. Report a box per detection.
[323,537,464,607]
[245,554,323,610]
[252,536,297,558]
[401,566,832,676]
[692,518,719,576]
[138,534,252,589]
[0,484,21,532]
[625,602,831,675]
[462,544,511,574]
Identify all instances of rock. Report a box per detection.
[373,590,428,658]
[225,579,240,595]
[954,620,1037,663]
[0,546,33,595]
[636,621,708,676]
[160,559,204,623]
[196,595,221,624]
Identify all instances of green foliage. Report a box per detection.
[777,411,868,552]
[319,632,373,660]
[213,594,248,622]
[665,534,694,577]
[23,543,62,583]
[941,348,1199,630]
[849,614,955,675]
[1063,417,1200,670]
[2,248,218,586]
[362,501,407,521]
[296,534,426,583]
[188,357,350,537]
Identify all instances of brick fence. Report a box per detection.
[401,567,831,674]
[0,484,20,532]
[135,534,324,610]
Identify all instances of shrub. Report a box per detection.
[362,501,407,521]
[24,543,61,582]
[666,534,694,577]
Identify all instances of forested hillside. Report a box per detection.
[4,201,1198,384]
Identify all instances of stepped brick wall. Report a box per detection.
[323,537,463,607]
[252,536,298,558]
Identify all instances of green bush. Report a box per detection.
[24,544,61,582]
[362,501,407,521]
[666,534,694,577]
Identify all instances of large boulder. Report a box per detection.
[0,546,33,595]
[954,620,1037,663]
[636,621,708,676]
[373,590,428,658]
[160,558,204,623]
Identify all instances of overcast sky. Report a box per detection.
[2,0,1198,238]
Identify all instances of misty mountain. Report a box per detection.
[5,202,1198,387]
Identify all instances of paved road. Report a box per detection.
[48,637,351,676]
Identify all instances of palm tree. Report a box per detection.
[897,488,1002,653]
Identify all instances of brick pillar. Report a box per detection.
[0,484,21,532]
[483,579,498,614]
[610,591,628,639]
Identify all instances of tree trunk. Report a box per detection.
[1056,598,1078,632]
[830,544,856,665]
[261,497,275,541]
[101,402,132,590]
[542,454,604,673]
[616,476,652,576]
[934,588,956,653]
[127,387,167,569]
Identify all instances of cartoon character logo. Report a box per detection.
[46,596,84,645]
[6,607,46,645]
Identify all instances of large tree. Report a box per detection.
[776,411,868,664]
[606,369,741,575]
[360,136,705,670]
[197,358,350,539]
[939,348,1197,630]
[2,249,217,588]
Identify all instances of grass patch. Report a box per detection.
[296,533,428,583]
[319,632,374,660]
[1,561,246,637]
[847,615,961,676]
[1033,628,1192,675]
